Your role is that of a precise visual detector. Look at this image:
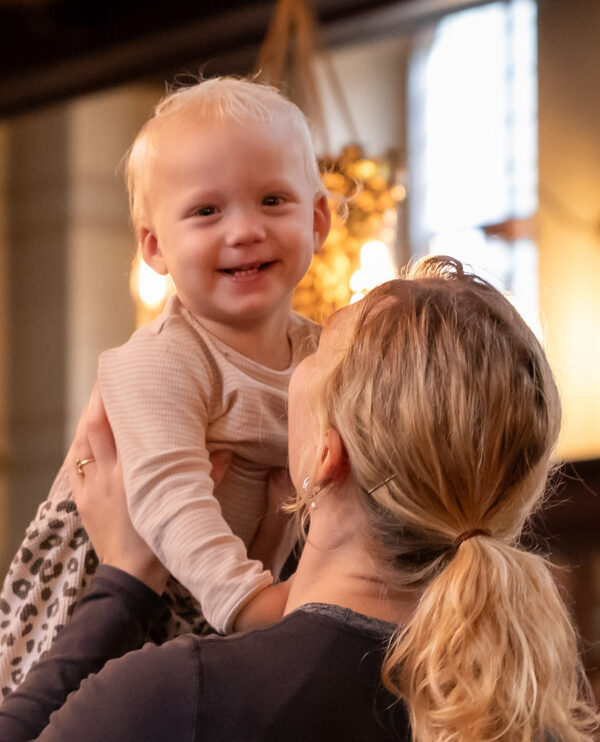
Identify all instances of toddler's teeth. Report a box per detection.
[233,266,259,278]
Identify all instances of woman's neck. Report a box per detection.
[284,524,418,626]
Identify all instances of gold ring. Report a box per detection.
[75,457,95,477]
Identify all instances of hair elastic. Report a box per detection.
[366,474,396,495]
[454,528,491,548]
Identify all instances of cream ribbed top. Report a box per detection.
[98,295,320,633]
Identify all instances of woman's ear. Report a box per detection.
[312,193,331,255]
[315,428,350,485]
[139,227,168,275]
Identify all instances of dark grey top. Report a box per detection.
[0,565,410,741]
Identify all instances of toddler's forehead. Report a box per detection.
[148,112,308,178]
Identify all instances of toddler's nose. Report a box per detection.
[224,210,266,246]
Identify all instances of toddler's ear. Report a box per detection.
[139,227,168,275]
[312,193,331,255]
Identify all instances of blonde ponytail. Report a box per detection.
[382,537,598,741]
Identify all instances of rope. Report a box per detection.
[255,0,360,151]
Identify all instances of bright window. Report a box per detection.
[408,0,539,334]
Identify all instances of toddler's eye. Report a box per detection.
[196,206,216,217]
[263,195,284,207]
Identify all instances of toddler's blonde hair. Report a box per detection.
[125,76,324,236]
[309,255,598,741]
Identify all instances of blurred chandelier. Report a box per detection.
[295,144,404,321]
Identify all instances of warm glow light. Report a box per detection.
[354,159,378,179]
[360,240,396,286]
[379,226,396,244]
[382,208,398,226]
[138,260,169,307]
[349,240,396,299]
[129,253,175,326]
[390,184,407,202]
[292,145,400,321]
[349,271,366,293]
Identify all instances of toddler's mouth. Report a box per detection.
[220,261,275,279]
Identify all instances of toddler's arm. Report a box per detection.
[69,384,169,595]
[97,319,274,634]
[233,578,294,631]
[233,468,297,630]
[247,468,295,574]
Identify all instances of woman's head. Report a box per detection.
[291,257,600,740]
[294,255,561,579]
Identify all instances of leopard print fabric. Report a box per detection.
[0,461,214,698]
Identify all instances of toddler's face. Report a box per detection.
[140,115,329,333]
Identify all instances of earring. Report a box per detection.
[302,477,323,510]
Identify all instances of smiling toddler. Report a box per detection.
[0,77,330,695]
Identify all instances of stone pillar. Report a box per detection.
[0,83,162,574]
[66,85,161,436]
[3,104,70,573]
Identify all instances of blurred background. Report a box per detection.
[0,0,598,695]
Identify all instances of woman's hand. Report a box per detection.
[68,384,169,595]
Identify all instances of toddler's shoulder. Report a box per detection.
[100,295,215,373]
[132,294,204,346]
[96,299,225,410]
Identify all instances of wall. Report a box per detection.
[315,35,408,157]
[538,0,600,460]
